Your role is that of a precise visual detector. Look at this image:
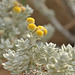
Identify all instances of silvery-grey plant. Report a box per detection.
[0,0,54,63]
[2,30,75,75]
[1,0,74,75]
[0,0,33,62]
[0,0,33,40]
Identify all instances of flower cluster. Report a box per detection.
[0,0,54,63]
[27,17,47,37]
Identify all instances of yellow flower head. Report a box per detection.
[27,17,35,24]
[12,6,21,13]
[27,24,36,31]
[43,29,47,35]
[36,30,44,37]
[21,7,26,12]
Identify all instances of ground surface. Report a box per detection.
[0,65,10,75]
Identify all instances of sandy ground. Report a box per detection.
[0,65,10,75]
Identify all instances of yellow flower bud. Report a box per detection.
[38,26,45,30]
[36,30,44,37]
[38,26,48,35]
[43,29,47,35]
[36,27,39,31]
[12,6,21,13]
[21,7,25,12]
[14,1,22,7]
[27,17,35,24]
[27,24,36,31]
[14,1,19,6]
